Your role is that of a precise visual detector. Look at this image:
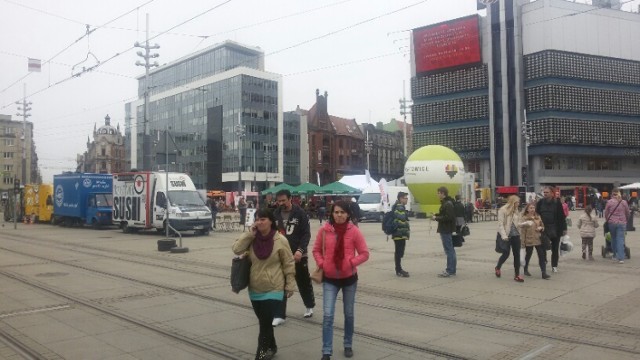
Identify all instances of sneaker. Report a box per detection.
[523,268,531,277]
[552,267,558,273]
[619,260,624,264]
[582,252,586,260]
[304,308,313,318]
[495,267,501,278]
[272,318,285,327]
[437,271,451,278]
[344,347,353,358]
[514,275,524,282]
[321,355,331,360]
[396,270,410,278]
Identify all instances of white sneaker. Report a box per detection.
[272,318,285,327]
[304,308,313,318]
[619,260,625,264]
[552,267,558,273]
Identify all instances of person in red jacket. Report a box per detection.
[313,200,369,360]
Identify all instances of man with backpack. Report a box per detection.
[384,192,410,277]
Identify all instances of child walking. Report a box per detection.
[577,205,599,260]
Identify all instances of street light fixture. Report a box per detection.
[364,130,373,171]
[235,114,246,195]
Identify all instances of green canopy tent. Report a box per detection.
[260,183,294,195]
[318,181,360,195]
[291,182,321,195]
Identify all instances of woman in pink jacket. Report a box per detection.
[313,200,369,360]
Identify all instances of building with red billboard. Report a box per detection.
[410,0,640,195]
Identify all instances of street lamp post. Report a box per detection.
[521,110,531,187]
[264,147,271,189]
[364,130,373,171]
[134,13,160,171]
[235,114,246,196]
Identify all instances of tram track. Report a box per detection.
[0,234,468,359]
[1,230,639,357]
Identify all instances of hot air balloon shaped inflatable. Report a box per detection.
[404,145,464,215]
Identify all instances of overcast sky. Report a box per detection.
[1,0,638,182]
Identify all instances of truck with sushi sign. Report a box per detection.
[112,171,212,235]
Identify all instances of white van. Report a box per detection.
[358,186,412,222]
[113,171,212,235]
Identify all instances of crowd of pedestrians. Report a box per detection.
[232,185,632,359]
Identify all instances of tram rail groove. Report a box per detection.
[0,244,471,359]
[2,232,639,357]
[0,328,44,360]
[0,269,247,360]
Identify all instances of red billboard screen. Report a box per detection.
[413,15,481,75]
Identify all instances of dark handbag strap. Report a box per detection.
[606,200,622,223]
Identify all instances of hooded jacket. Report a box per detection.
[577,212,599,238]
[312,222,369,280]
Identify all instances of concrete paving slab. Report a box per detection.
[47,308,129,335]
[46,336,124,360]
[128,344,213,360]
[96,328,168,352]
[20,320,88,344]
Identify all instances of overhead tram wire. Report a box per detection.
[1,0,234,111]
[0,0,157,99]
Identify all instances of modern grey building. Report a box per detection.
[125,40,283,191]
[410,0,640,197]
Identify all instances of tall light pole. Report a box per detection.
[521,110,531,187]
[364,130,373,171]
[15,84,31,185]
[399,80,412,160]
[135,13,160,171]
[235,113,246,196]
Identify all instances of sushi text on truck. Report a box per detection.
[52,173,113,228]
[113,171,212,235]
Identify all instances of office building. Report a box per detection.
[125,40,283,191]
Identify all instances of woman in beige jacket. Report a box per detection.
[232,208,296,360]
[520,202,550,279]
[496,195,525,282]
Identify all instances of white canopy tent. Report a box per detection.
[338,175,379,191]
[619,182,640,190]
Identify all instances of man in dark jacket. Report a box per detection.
[392,192,410,277]
[272,189,314,325]
[432,186,457,277]
[536,186,567,273]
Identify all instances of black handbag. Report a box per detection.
[460,224,470,237]
[230,255,251,293]
[452,234,465,247]
[495,233,509,253]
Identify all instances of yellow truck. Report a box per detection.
[22,183,53,223]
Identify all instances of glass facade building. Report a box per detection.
[125,41,283,191]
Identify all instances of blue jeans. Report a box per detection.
[440,232,457,274]
[322,281,357,355]
[609,223,626,260]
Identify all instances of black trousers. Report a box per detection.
[275,257,315,318]
[549,236,561,267]
[251,299,279,357]
[496,236,521,276]
[524,245,546,272]
[394,239,406,272]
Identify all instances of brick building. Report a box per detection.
[303,90,365,185]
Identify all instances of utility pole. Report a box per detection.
[15,84,31,185]
[399,80,412,160]
[135,13,160,171]
[364,130,372,171]
[235,113,246,196]
[521,110,531,187]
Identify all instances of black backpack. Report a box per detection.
[382,205,397,235]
